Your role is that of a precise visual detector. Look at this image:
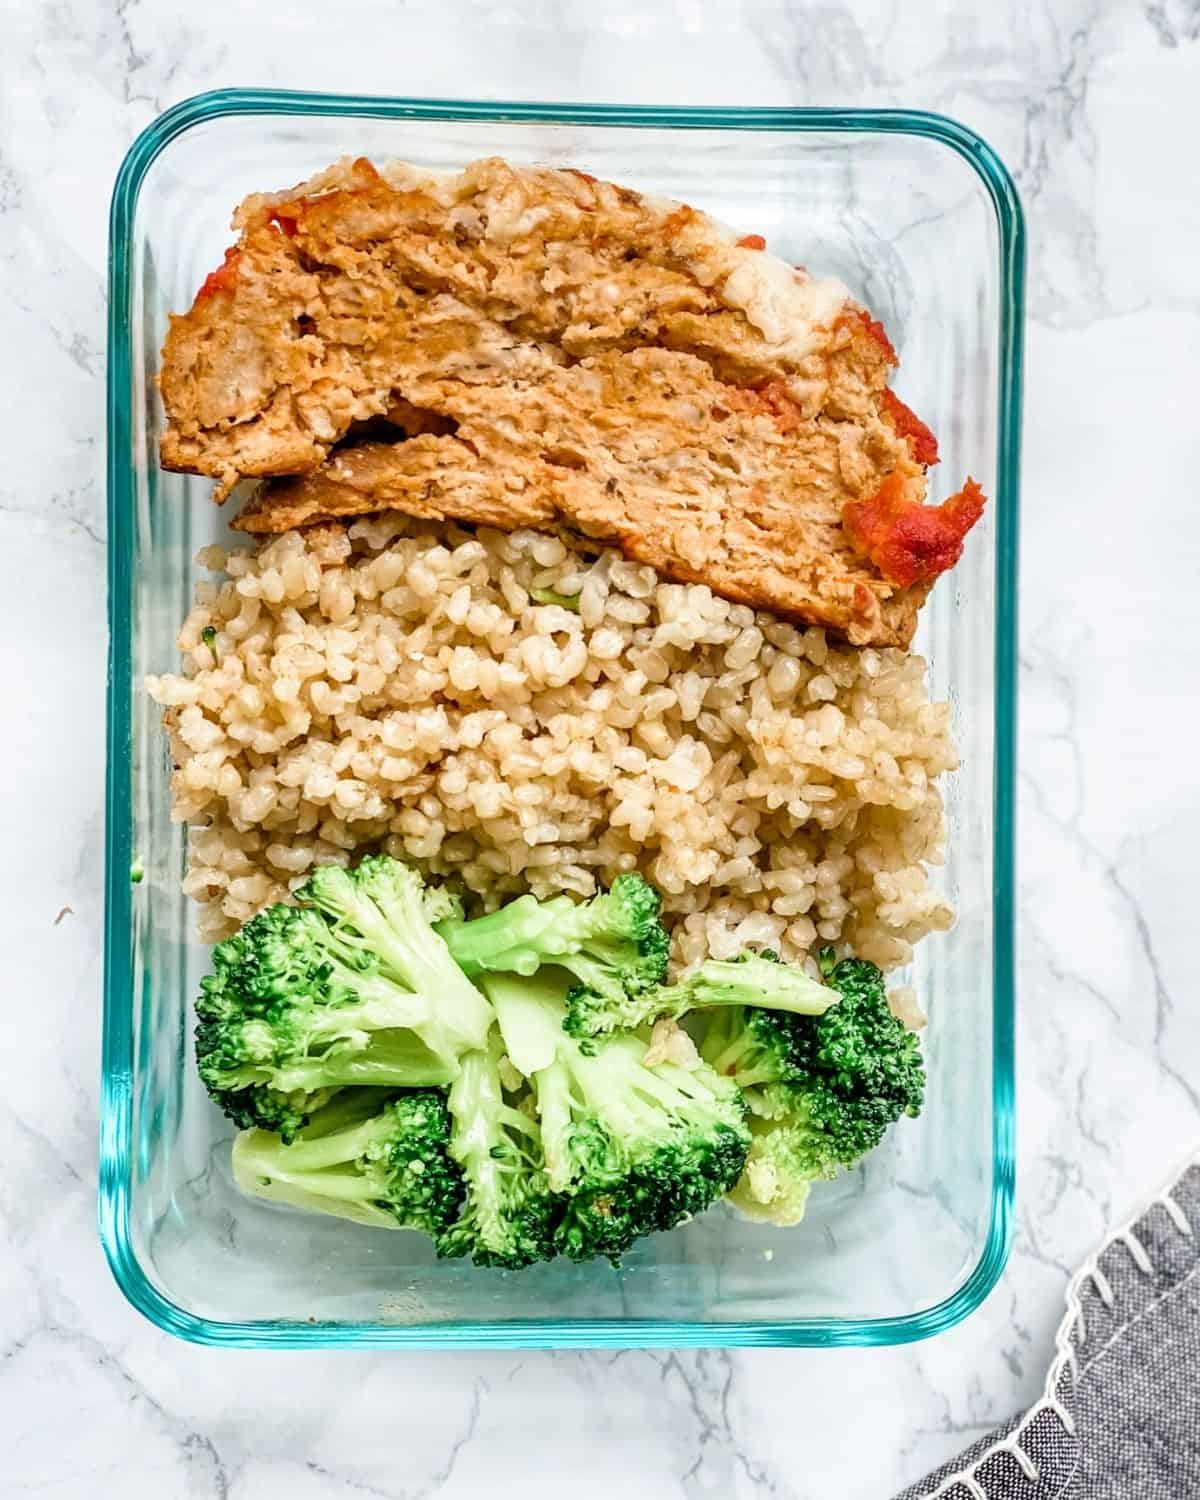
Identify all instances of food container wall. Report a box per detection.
[103,93,1021,1348]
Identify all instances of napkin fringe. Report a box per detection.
[917,1145,1200,1500]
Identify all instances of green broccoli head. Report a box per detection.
[697,950,925,1223]
[435,1034,560,1270]
[482,970,750,1264]
[798,953,925,1164]
[555,1104,750,1263]
[194,858,493,1137]
[195,907,351,1140]
[200,1079,336,1144]
[231,1088,465,1234]
[563,949,838,1041]
[437,873,669,1011]
[726,1116,820,1227]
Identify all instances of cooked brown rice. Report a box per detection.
[147,515,956,968]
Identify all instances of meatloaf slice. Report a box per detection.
[160,155,982,645]
[234,344,936,648]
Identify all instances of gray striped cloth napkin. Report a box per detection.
[895,1156,1200,1500]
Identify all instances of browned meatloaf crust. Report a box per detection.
[160,155,961,646]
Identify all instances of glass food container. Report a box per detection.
[103,91,1022,1348]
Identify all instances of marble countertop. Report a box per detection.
[5,1,1199,1494]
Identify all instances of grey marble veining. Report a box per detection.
[3,0,1199,1495]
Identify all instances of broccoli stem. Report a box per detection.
[575,1033,735,1141]
[302,861,493,1056]
[302,988,440,1044]
[436,876,667,1003]
[232,1087,465,1234]
[704,1049,779,1089]
[447,1041,546,1255]
[533,1059,576,1192]
[271,1036,456,1093]
[439,893,608,977]
[232,1101,404,1229]
[669,955,839,1018]
[248,1108,390,1175]
[308,955,481,1074]
[482,972,585,1190]
[437,895,556,977]
[698,1011,784,1089]
[565,952,840,1039]
[480,968,571,1076]
[232,1138,402,1230]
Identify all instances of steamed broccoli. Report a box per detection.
[231,1087,465,1232]
[484,969,750,1263]
[436,1031,560,1270]
[695,951,925,1225]
[562,950,838,1041]
[726,1120,816,1227]
[195,857,493,1139]
[437,874,669,1012]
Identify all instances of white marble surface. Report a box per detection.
[4,0,1200,1494]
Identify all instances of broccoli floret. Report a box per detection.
[563,950,838,1041]
[231,1088,465,1233]
[695,951,925,1225]
[198,1078,340,1144]
[483,969,750,1263]
[800,952,925,1163]
[726,1118,818,1227]
[195,858,493,1138]
[299,857,491,1061]
[692,1001,808,1094]
[436,1032,560,1270]
[437,874,669,1013]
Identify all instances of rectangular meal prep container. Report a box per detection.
[103,90,1023,1349]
